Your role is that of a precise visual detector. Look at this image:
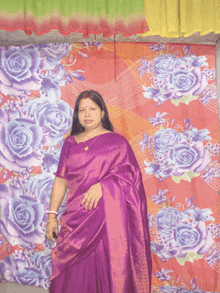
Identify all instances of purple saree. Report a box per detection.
[50,132,152,293]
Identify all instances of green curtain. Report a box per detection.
[0,0,149,36]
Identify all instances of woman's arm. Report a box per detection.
[48,176,68,214]
[46,176,67,242]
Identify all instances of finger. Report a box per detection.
[93,196,101,209]
[46,229,51,241]
[51,234,56,242]
[55,227,59,235]
[89,197,96,210]
[88,194,99,210]
[47,232,53,242]
[49,231,55,242]
[84,195,93,210]
[81,192,89,206]
[47,226,56,242]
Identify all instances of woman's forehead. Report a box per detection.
[79,98,97,108]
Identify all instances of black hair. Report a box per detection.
[70,90,114,136]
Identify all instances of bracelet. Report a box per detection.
[46,211,58,215]
[46,218,58,223]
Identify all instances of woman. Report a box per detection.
[47,90,152,293]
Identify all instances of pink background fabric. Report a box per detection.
[0,42,219,292]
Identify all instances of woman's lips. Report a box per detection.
[84,120,93,124]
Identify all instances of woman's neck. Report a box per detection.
[83,126,106,138]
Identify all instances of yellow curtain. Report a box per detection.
[140,0,220,38]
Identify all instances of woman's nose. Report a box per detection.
[85,109,90,116]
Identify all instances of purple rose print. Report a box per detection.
[206,248,220,266]
[26,172,67,215]
[14,268,48,286]
[26,173,55,211]
[153,129,184,154]
[142,52,212,106]
[181,54,208,68]
[0,108,49,173]
[67,70,85,83]
[148,112,167,127]
[82,42,104,50]
[0,251,51,288]
[169,142,210,176]
[0,47,47,97]
[143,121,214,182]
[156,207,183,235]
[149,44,166,52]
[31,251,52,278]
[200,89,217,105]
[182,128,211,143]
[150,242,176,260]
[39,43,72,70]
[159,286,195,293]
[155,268,173,282]
[150,189,169,205]
[40,64,67,100]
[153,54,182,80]
[23,99,73,146]
[137,59,152,77]
[138,133,152,151]
[0,184,45,247]
[183,207,214,222]
[42,144,63,173]
[202,166,220,183]
[142,86,169,104]
[144,161,173,181]
[168,67,208,100]
[173,222,213,257]
[148,213,154,228]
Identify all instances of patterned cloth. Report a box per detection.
[0,42,219,292]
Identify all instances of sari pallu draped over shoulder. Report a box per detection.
[50,132,152,293]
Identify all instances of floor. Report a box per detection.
[0,282,49,293]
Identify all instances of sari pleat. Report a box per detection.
[50,234,111,293]
[50,133,152,292]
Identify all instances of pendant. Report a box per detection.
[84,146,89,151]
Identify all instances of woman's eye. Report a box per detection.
[79,109,84,112]
[91,108,96,110]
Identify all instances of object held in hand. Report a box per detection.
[53,231,58,239]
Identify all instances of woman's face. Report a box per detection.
[78,98,104,131]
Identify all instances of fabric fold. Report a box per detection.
[50,132,151,292]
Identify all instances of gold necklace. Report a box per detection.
[83,135,101,151]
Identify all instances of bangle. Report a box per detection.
[46,211,58,215]
[46,218,57,223]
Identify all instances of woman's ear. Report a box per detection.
[102,110,104,119]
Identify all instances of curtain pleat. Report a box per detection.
[0,0,149,37]
[141,0,220,38]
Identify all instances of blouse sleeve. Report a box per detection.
[54,139,69,179]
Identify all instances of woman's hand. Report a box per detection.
[46,218,59,242]
[81,182,102,210]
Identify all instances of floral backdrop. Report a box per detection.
[0,42,219,292]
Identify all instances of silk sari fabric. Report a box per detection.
[50,133,152,292]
